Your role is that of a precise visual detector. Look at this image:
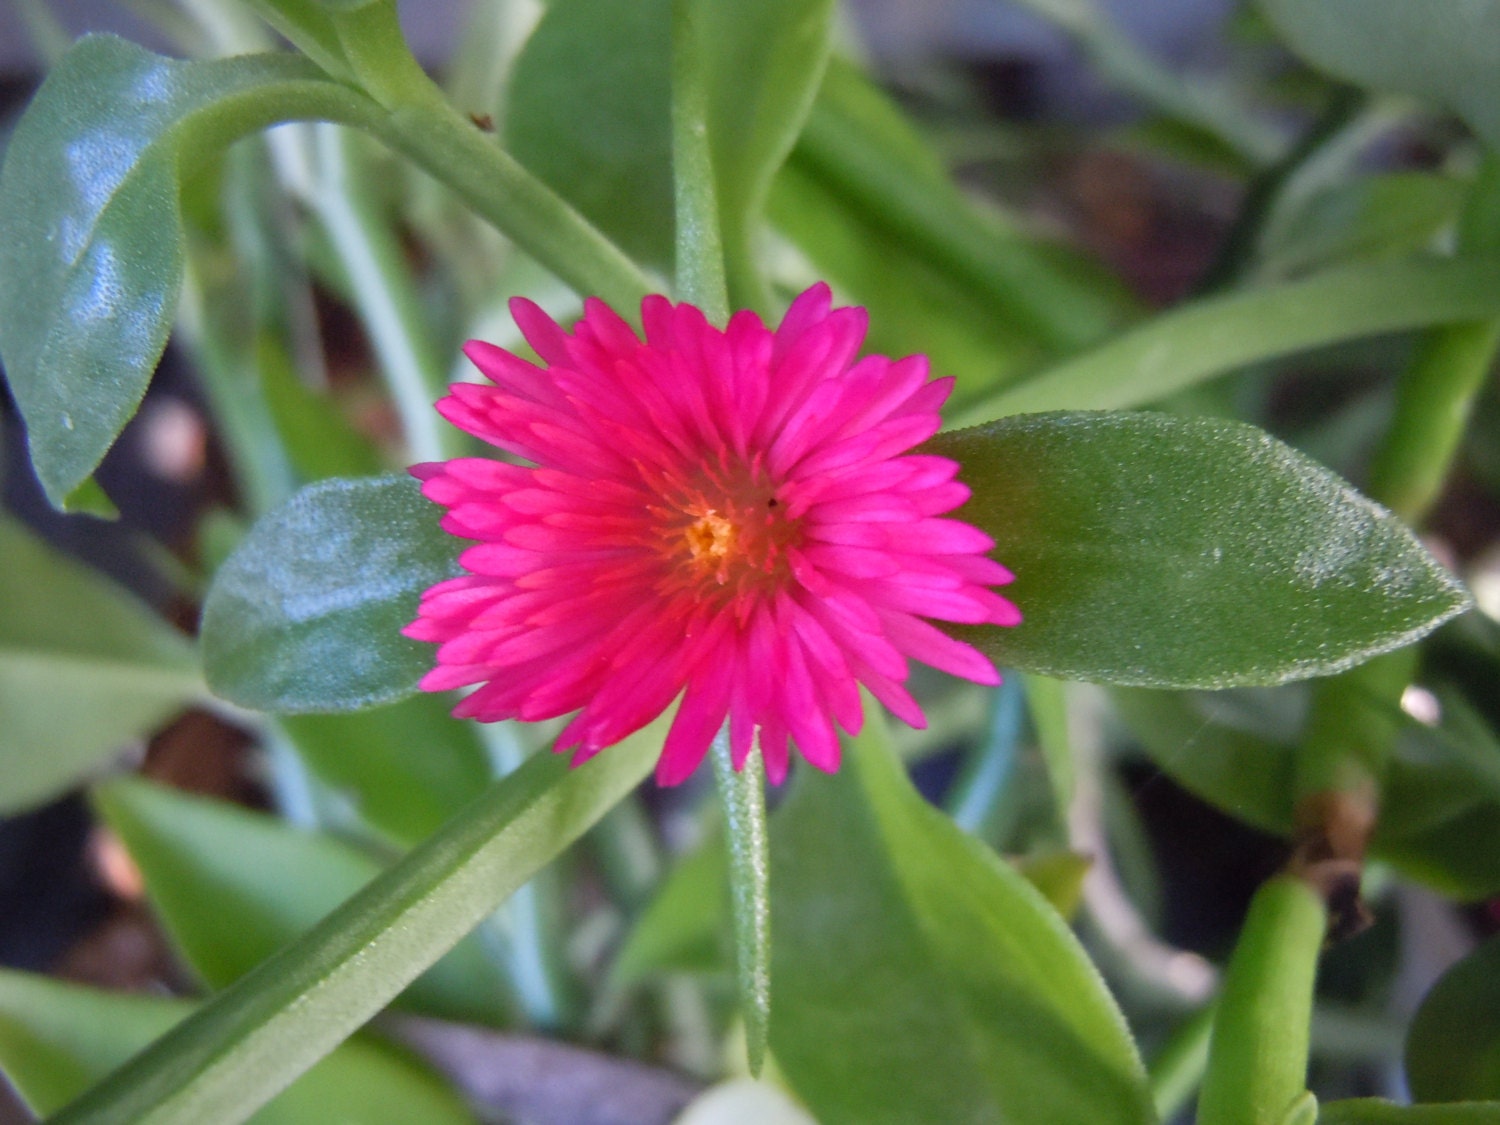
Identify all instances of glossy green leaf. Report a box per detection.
[279,694,491,848]
[770,713,1154,1125]
[0,517,200,815]
[1319,1102,1500,1124]
[1261,0,1500,150]
[94,777,508,1026]
[0,971,472,1124]
[1406,935,1500,1102]
[0,35,378,507]
[50,726,657,1125]
[1113,686,1500,900]
[201,474,458,713]
[931,411,1470,687]
[952,257,1500,424]
[508,0,833,289]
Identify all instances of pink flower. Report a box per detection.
[405,283,1021,785]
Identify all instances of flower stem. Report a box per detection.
[710,728,771,1077]
[670,0,729,323]
[1197,876,1326,1125]
[672,0,763,1070]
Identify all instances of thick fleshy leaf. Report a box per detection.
[0,517,200,815]
[94,778,509,1026]
[1320,1102,1500,1124]
[931,411,1470,687]
[201,474,459,713]
[770,713,1154,1125]
[1406,935,1500,1102]
[0,35,375,508]
[0,971,472,1124]
[507,0,833,281]
[1261,0,1500,150]
[279,695,491,848]
[50,726,657,1125]
[1113,686,1500,900]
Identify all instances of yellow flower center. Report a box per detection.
[684,509,738,571]
[651,466,800,600]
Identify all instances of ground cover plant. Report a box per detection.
[2,1,1500,1122]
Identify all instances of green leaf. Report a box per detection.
[0,517,201,815]
[258,335,386,483]
[507,0,673,268]
[508,0,834,293]
[0,970,472,1124]
[201,474,459,713]
[49,725,657,1125]
[930,411,1471,688]
[1406,934,1500,1102]
[612,829,729,986]
[1319,1101,1500,1124]
[770,712,1154,1125]
[770,145,1042,396]
[695,0,835,309]
[1260,0,1500,151]
[952,257,1500,425]
[1261,173,1467,280]
[789,58,1126,356]
[279,694,491,848]
[1113,686,1500,900]
[0,35,379,507]
[94,777,508,1026]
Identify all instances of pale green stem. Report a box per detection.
[309,123,456,462]
[243,0,354,82]
[671,0,729,322]
[1293,158,1500,838]
[671,0,768,1072]
[709,727,772,1077]
[1197,876,1326,1125]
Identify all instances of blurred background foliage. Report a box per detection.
[1,1,1499,1122]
